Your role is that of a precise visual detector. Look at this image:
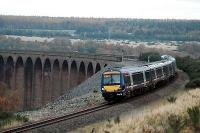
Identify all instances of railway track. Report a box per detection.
[2,102,113,133]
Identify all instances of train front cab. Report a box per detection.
[101,70,126,101]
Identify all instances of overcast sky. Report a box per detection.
[0,0,200,19]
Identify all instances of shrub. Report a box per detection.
[0,110,13,120]
[104,130,110,133]
[139,52,161,62]
[176,56,200,89]
[167,96,177,103]
[93,89,98,93]
[187,106,200,130]
[166,114,185,133]
[0,83,21,112]
[90,128,95,133]
[185,78,200,89]
[15,115,29,123]
[114,116,120,124]
[0,110,29,129]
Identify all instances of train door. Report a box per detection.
[145,69,153,90]
[145,70,151,84]
[150,68,156,88]
[123,73,131,90]
[150,69,156,80]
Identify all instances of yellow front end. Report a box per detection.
[104,85,120,92]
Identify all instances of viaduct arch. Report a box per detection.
[0,50,121,110]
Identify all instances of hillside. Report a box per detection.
[1,15,200,41]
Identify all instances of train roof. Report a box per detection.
[121,65,149,73]
[121,57,174,73]
[105,55,176,74]
[161,55,176,62]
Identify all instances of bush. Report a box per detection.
[167,114,185,133]
[167,96,177,103]
[16,115,29,123]
[114,116,120,124]
[187,106,200,130]
[0,109,13,120]
[176,56,200,89]
[185,78,200,89]
[0,109,29,129]
[139,52,161,62]
[0,82,21,112]
[93,89,98,93]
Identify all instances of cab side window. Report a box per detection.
[123,74,131,86]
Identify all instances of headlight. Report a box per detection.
[101,87,105,91]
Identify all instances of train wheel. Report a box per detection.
[126,90,131,98]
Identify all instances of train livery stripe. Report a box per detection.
[104,85,120,92]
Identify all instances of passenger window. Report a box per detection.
[172,62,175,73]
[123,74,131,86]
[169,64,172,74]
[156,67,163,78]
[163,66,168,75]
[145,71,150,81]
[132,72,144,85]
[150,69,156,79]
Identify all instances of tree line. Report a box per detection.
[0,36,158,55]
[1,15,200,41]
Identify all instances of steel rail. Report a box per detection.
[2,102,112,133]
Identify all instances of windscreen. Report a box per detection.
[103,74,120,85]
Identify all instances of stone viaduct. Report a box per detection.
[0,50,121,111]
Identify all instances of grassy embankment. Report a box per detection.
[77,89,200,133]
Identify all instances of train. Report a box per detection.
[100,55,177,101]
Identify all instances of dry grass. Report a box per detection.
[1,121,24,130]
[75,88,200,133]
